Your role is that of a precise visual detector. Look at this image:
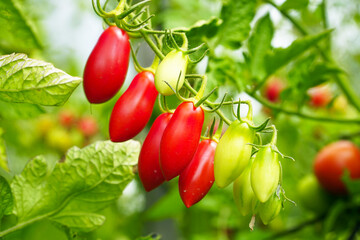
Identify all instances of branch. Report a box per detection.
[247,91,360,124]
[265,215,325,240]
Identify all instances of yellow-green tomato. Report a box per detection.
[154,50,188,96]
[251,146,280,203]
[45,127,73,152]
[233,159,258,216]
[297,174,332,214]
[258,192,282,225]
[214,120,255,188]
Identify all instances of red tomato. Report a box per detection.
[109,71,158,142]
[179,139,217,208]
[160,102,204,180]
[138,113,173,192]
[77,116,98,137]
[265,78,285,103]
[59,110,76,128]
[314,140,360,195]
[308,85,332,108]
[83,26,130,103]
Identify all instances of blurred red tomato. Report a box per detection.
[308,85,332,108]
[59,110,76,128]
[314,140,360,195]
[77,116,98,137]
[264,78,285,103]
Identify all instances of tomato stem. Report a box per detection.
[194,75,207,102]
[130,44,145,73]
[270,125,277,145]
[213,119,223,142]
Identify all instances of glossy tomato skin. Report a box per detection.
[83,26,130,103]
[179,139,217,208]
[138,113,173,192]
[109,71,158,142]
[160,102,204,180]
[314,140,360,195]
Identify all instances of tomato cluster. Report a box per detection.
[83,26,289,224]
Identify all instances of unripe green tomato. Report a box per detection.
[214,120,255,188]
[251,146,280,203]
[259,192,282,225]
[36,115,55,136]
[154,50,188,96]
[297,174,332,214]
[45,127,73,152]
[233,159,258,216]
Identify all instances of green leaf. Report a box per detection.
[342,171,360,195]
[0,0,42,52]
[206,56,245,97]
[218,0,256,49]
[265,30,332,75]
[50,213,106,233]
[0,129,9,172]
[11,140,140,232]
[248,14,274,81]
[281,0,309,10]
[0,53,81,106]
[180,17,222,45]
[0,175,13,218]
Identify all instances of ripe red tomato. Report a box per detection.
[265,78,285,103]
[314,140,360,195]
[179,139,217,208]
[109,71,158,142]
[77,116,98,137]
[83,26,130,103]
[138,113,173,192]
[308,85,332,108]
[160,101,204,180]
[59,110,76,128]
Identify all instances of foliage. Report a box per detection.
[0,0,360,239]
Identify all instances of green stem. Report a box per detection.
[248,91,360,124]
[184,81,231,125]
[265,0,360,113]
[0,214,49,237]
[265,215,325,240]
[140,30,165,60]
[270,125,277,145]
[194,75,207,101]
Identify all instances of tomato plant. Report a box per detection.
[314,140,360,195]
[83,26,130,104]
[138,112,172,192]
[2,0,360,239]
[154,49,188,96]
[179,138,217,208]
[160,101,204,180]
[214,119,255,188]
[109,71,158,142]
